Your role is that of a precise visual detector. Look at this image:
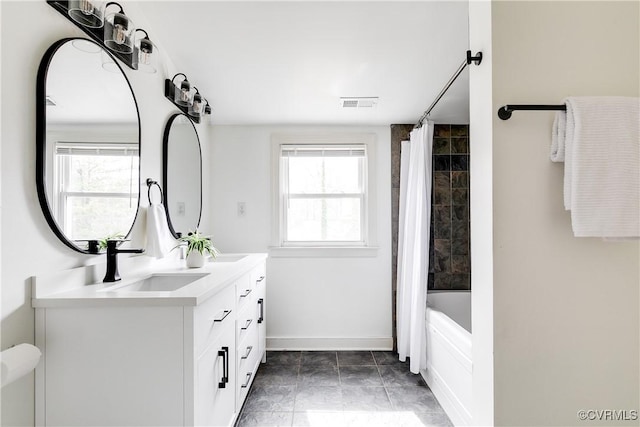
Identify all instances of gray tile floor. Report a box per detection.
[235,351,453,427]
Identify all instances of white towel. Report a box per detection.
[563,103,576,209]
[146,204,173,258]
[550,109,566,162]
[559,96,640,238]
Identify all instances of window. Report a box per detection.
[272,133,377,254]
[281,145,367,245]
[54,142,139,240]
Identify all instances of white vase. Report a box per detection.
[186,251,206,268]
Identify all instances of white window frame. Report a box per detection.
[53,141,139,237]
[270,133,378,258]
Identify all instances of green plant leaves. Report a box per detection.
[176,229,220,258]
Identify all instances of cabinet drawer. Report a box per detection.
[235,273,254,311]
[251,263,266,289]
[236,323,259,409]
[236,301,258,343]
[194,285,235,354]
[237,314,258,360]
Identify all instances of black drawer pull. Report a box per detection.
[241,372,252,388]
[212,309,232,322]
[217,346,229,388]
[256,276,265,283]
[241,319,253,330]
[241,346,253,360]
[240,289,252,298]
[257,298,264,324]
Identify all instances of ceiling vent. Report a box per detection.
[340,97,378,109]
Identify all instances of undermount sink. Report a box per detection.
[210,254,247,263]
[103,273,208,292]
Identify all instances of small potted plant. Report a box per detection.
[98,233,125,251]
[176,230,220,268]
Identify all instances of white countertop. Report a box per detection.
[32,253,267,308]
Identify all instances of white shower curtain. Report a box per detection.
[396,121,433,374]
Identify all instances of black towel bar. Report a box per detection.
[498,104,567,120]
[146,178,164,205]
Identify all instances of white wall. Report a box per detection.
[468,1,494,425]
[209,125,392,349]
[0,0,3,418]
[490,2,639,426]
[0,2,213,424]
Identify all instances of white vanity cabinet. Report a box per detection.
[189,285,237,427]
[33,255,267,427]
[234,263,267,410]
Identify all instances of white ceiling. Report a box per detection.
[46,40,138,125]
[142,1,470,126]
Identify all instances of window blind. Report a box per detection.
[55,142,138,157]
[281,145,366,158]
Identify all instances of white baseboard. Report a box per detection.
[267,337,393,351]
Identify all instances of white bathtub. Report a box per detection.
[427,291,471,333]
[423,291,472,426]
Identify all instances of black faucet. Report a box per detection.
[104,240,145,283]
[87,240,100,254]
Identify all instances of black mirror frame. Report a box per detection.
[36,37,142,254]
[162,113,203,239]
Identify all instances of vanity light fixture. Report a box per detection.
[134,29,157,74]
[48,0,151,72]
[68,0,105,29]
[48,1,152,71]
[189,87,204,117]
[202,100,213,124]
[171,73,193,107]
[164,74,211,124]
[103,2,134,54]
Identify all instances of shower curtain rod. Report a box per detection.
[414,50,483,130]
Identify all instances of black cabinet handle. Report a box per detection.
[240,289,252,298]
[257,298,264,324]
[241,346,253,360]
[217,346,229,388]
[241,372,252,388]
[256,276,265,283]
[211,309,232,323]
[241,319,253,330]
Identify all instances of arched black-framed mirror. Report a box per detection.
[36,38,141,254]
[163,113,202,238]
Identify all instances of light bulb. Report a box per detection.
[79,0,94,15]
[114,23,126,44]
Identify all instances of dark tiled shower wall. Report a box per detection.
[390,124,414,348]
[390,124,471,332]
[430,124,471,290]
